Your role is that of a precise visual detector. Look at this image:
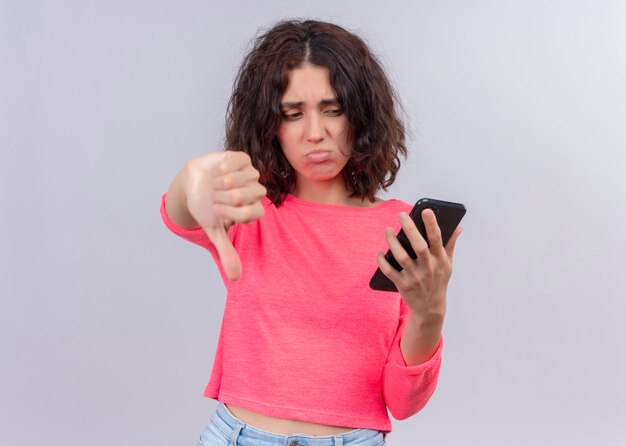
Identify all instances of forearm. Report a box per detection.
[399,309,444,366]
[382,304,444,419]
[165,163,201,230]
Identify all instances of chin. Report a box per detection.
[305,171,342,181]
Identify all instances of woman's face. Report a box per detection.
[276,63,351,194]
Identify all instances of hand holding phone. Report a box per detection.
[369,198,466,292]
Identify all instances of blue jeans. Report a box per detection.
[197,402,387,446]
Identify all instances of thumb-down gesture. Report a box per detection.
[185,151,267,281]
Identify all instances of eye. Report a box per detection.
[324,108,344,116]
[281,111,302,121]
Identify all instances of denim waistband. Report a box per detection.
[210,402,385,446]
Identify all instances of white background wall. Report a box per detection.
[2,1,625,445]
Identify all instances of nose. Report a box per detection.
[305,113,324,143]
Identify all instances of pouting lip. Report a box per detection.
[305,150,332,163]
[305,149,331,156]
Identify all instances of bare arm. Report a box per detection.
[165,163,202,230]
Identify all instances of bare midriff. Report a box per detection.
[225,404,358,436]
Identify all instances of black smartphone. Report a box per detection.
[369,198,466,292]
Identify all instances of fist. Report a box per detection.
[185,151,267,280]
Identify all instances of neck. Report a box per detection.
[292,176,353,206]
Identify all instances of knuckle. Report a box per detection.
[404,224,418,236]
[381,265,391,276]
[395,252,411,264]
[221,174,231,189]
[230,189,243,206]
[232,150,252,165]
[396,280,409,293]
[416,244,429,255]
[218,151,231,167]
[243,205,262,223]
[438,259,450,274]
[185,157,202,176]
[239,207,251,222]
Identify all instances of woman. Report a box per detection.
[161,19,461,446]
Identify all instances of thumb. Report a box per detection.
[203,224,242,281]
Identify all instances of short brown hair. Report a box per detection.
[225,19,407,207]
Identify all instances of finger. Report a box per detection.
[203,224,242,281]
[422,209,444,255]
[445,226,463,261]
[213,183,267,207]
[212,167,261,191]
[212,150,253,176]
[213,201,265,224]
[376,250,403,287]
[384,227,417,271]
[398,212,429,260]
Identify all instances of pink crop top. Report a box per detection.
[160,192,443,432]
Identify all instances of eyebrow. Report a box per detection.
[279,98,341,109]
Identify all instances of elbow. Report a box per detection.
[384,378,438,420]
[387,398,429,421]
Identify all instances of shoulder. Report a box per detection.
[380,197,413,214]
